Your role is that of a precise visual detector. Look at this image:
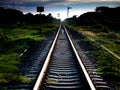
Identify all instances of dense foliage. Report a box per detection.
[0,7,60,25]
[65,6,120,30]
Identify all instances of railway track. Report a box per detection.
[33,24,111,90]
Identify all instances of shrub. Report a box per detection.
[90,24,110,33]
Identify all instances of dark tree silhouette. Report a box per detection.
[96,6,120,18]
[0,7,23,24]
[66,6,120,30]
[0,7,59,26]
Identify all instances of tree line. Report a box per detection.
[65,6,120,30]
[0,7,60,25]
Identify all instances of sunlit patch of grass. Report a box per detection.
[0,73,8,83]
[19,75,34,83]
[81,31,96,37]
[46,78,58,84]
[0,53,20,73]
[0,73,34,84]
[71,24,120,56]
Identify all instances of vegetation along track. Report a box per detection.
[33,24,111,90]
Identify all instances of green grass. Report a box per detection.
[0,23,59,84]
[96,32,120,55]
[66,24,120,89]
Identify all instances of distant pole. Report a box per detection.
[57,13,60,19]
[67,7,72,18]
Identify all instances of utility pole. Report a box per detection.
[57,13,60,19]
[67,7,72,18]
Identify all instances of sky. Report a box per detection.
[0,0,120,21]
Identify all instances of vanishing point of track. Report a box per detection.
[33,24,111,90]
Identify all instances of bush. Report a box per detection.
[107,32,119,39]
[90,24,103,29]
[90,24,110,33]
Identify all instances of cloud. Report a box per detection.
[1,0,120,6]
[1,0,120,14]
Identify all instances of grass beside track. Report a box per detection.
[0,23,59,85]
[66,24,120,90]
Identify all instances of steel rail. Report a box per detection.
[63,25,96,90]
[33,24,62,90]
[33,24,96,90]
